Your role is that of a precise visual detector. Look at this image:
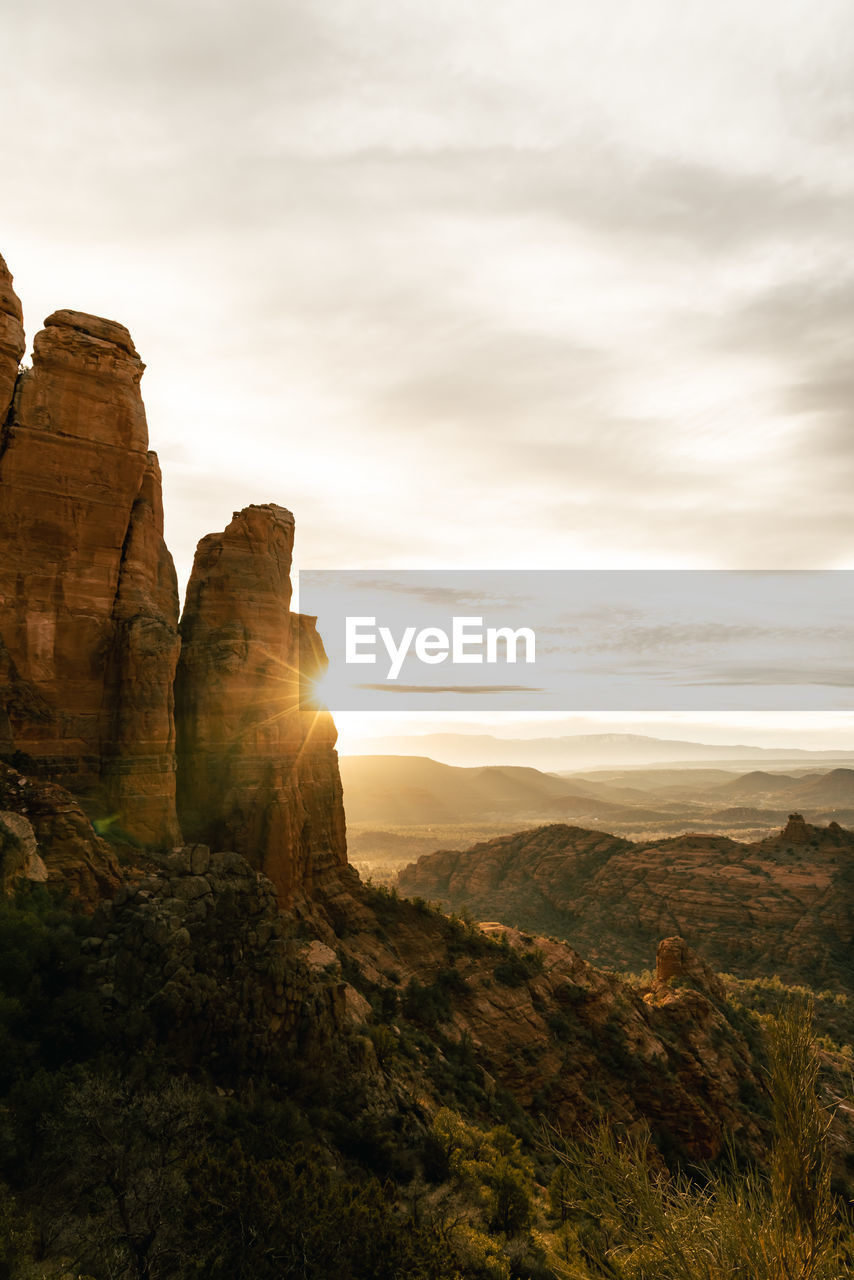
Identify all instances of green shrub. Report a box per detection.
[494,949,545,988]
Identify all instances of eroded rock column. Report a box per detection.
[0,304,181,844]
[175,504,347,905]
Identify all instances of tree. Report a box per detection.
[42,1072,207,1280]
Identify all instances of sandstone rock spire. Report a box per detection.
[0,305,181,844]
[175,503,347,905]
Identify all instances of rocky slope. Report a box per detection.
[10,826,769,1166]
[398,814,854,985]
[324,883,769,1164]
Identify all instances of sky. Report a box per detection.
[2,1,852,755]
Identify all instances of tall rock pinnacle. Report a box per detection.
[0,304,181,844]
[175,504,348,906]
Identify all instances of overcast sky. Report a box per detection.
[2,1,852,751]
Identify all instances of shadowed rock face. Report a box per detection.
[0,254,25,424]
[175,504,347,906]
[0,304,181,845]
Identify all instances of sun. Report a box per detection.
[304,664,336,710]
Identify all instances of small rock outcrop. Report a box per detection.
[0,305,181,845]
[175,504,347,907]
[655,935,726,1003]
[783,812,809,843]
[0,811,47,892]
[0,762,121,906]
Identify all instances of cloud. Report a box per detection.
[1,0,852,585]
[356,683,544,695]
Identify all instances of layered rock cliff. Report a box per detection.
[0,289,181,846]
[175,504,348,906]
[398,817,854,985]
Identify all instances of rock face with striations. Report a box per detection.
[0,298,181,845]
[399,818,854,986]
[0,253,25,422]
[175,503,347,906]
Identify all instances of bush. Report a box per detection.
[494,949,545,988]
[402,978,451,1027]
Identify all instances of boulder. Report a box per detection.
[0,763,121,907]
[0,811,47,892]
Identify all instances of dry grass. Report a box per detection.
[545,999,851,1280]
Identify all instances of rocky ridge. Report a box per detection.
[397,816,854,984]
[322,885,767,1164]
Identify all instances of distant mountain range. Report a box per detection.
[344,732,854,773]
[339,754,854,832]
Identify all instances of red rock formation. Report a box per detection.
[0,253,25,424]
[783,812,809,843]
[175,504,347,906]
[0,306,180,845]
[1,254,348,892]
[399,818,854,985]
[655,935,726,1002]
